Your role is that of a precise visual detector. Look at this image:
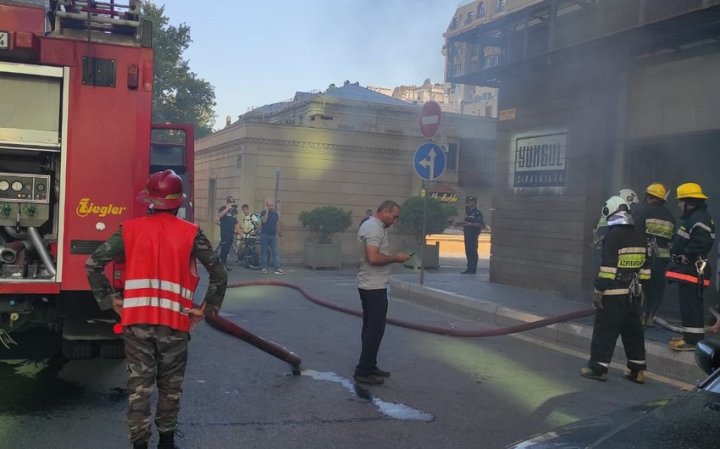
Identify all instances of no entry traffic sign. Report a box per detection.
[419,101,442,139]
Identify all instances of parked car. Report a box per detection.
[506,340,720,448]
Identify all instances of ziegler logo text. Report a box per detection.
[76,198,127,217]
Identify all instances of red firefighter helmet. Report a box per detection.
[137,170,185,210]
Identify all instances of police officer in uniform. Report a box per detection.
[632,183,676,327]
[461,197,485,274]
[666,182,715,351]
[86,170,227,449]
[581,195,650,383]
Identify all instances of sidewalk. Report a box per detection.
[389,257,719,386]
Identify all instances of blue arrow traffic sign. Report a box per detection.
[413,142,446,180]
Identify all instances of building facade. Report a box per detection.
[445,0,720,295]
[195,84,496,264]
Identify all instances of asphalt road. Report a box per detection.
[0,266,689,449]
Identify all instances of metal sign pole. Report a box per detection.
[274,168,280,208]
[420,179,427,285]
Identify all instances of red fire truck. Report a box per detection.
[0,1,194,358]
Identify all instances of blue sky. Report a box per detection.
[161,1,459,129]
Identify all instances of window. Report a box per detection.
[496,0,506,12]
[477,2,486,18]
[445,143,458,170]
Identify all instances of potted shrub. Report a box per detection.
[398,196,457,269]
[299,206,352,269]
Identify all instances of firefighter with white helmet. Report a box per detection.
[665,182,715,351]
[592,188,639,250]
[632,183,676,326]
[619,188,639,205]
[581,195,650,383]
[86,170,228,449]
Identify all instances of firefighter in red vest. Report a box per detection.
[665,182,715,351]
[86,170,227,449]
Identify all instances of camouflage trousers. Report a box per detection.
[124,324,189,445]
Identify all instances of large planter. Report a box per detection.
[403,241,440,269]
[303,240,342,270]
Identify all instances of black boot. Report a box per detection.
[133,442,148,449]
[157,432,179,449]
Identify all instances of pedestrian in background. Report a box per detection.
[217,196,238,270]
[359,208,373,227]
[632,183,675,327]
[460,196,484,274]
[354,200,411,385]
[666,182,715,351]
[581,195,650,384]
[86,170,227,449]
[259,198,284,275]
[235,204,261,267]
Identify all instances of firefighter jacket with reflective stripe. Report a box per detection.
[632,203,675,259]
[595,220,649,296]
[666,204,715,286]
[121,213,200,332]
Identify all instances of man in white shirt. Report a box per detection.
[354,200,411,385]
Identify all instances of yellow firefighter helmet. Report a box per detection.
[676,182,708,200]
[646,183,667,200]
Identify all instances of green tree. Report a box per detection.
[299,206,352,244]
[398,196,457,243]
[143,3,216,137]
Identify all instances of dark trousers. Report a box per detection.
[218,240,232,265]
[464,233,479,272]
[643,257,669,318]
[589,294,646,374]
[355,288,388,376]
[124,325,189,445]
[678,282,705,344]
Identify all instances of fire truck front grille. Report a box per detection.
[70,240,105,255]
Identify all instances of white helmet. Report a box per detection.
[618,188,639,205]
[602,195,630,218]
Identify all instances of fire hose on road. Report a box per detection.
[654,307,720,335]
[224,280,597,337]
[208,280,596,372]
[206,313,302,375]
[210,280,720,372]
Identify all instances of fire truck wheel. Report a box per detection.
[99,340,125,359]
[62,340,96,360]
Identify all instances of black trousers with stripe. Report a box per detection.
[588,294,646,374]
[678,282,705,345]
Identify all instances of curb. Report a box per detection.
[389,278,704,385]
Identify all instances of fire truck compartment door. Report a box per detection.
[0,62,63,150]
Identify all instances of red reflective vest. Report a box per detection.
[121,213,199,332]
